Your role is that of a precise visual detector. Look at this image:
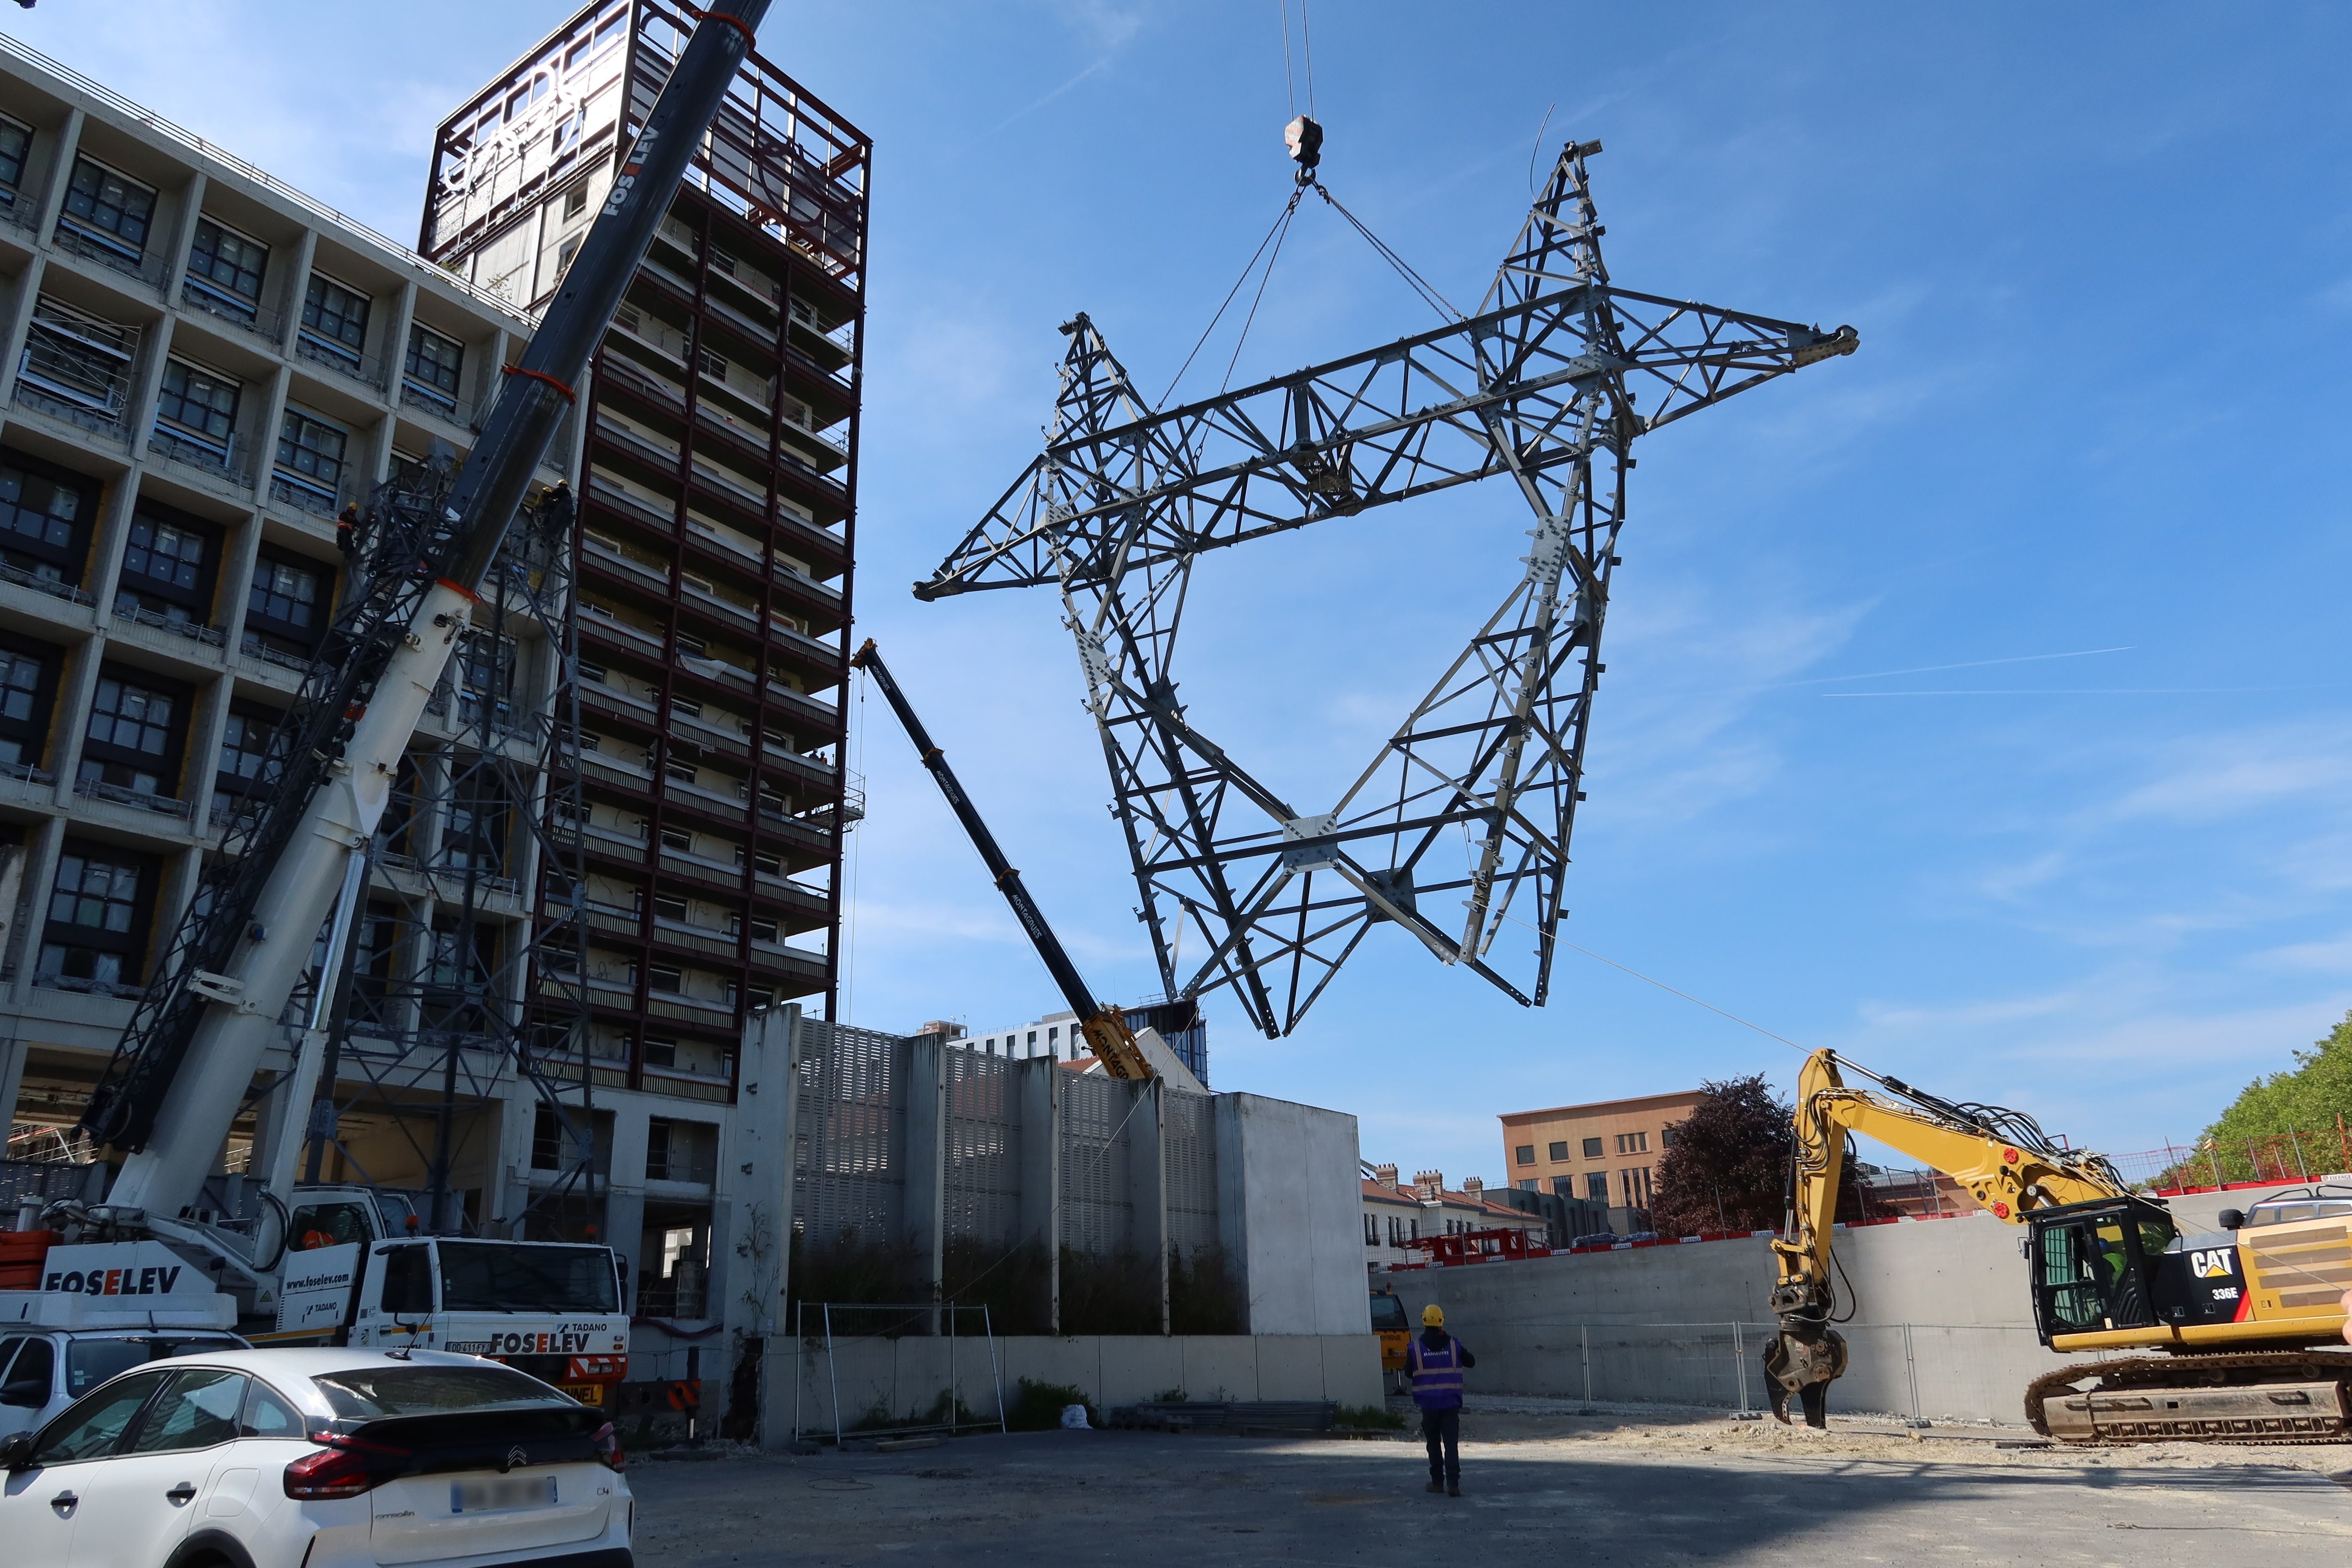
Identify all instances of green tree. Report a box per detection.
[2172,1010,2352,1185]
[1650,1074,1793,1235]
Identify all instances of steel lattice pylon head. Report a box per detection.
[916,143,1857,1037]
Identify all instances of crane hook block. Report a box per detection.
[1285,115,1323,178]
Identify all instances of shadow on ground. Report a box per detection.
[630,1427,2352,1566]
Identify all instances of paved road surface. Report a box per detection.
[630,1427,2352,1565]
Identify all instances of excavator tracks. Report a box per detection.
[2025,1352,2352,1445]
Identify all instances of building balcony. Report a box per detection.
[111,601,228,649]
[295,330,385,391]
[73,775,192,819]
[179,277,284,345]
[51,215,166,286]
[577,610,666,659]
[147,425,254,489]
[399,377,475,429]
[0,557,95,608]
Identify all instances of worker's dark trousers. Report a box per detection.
[1421,1407,1461,1486]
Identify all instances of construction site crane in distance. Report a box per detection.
[1766,1048,2352,1444]
[850,640,1198,1089]
[6,0,779,1386]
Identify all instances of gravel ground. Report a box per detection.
[624,1403,2352,1566]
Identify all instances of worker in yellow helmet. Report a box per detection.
[1406,1303,1476,1496]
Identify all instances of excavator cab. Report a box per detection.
[2026,1197,2177,1343]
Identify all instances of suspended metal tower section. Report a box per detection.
[915,142,1858,1037]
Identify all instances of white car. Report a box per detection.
[0,1346,633,1568]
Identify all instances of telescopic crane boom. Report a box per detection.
[77,0,778,1223]
[1765,1048,2352,1443]
[850,640,1158,1082]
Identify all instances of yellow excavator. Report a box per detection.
[1766,1049,2352,1444]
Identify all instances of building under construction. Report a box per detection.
[0,0,867,1368]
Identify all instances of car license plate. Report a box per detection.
[451,1476,557,1514]
[561,1382,604,1405]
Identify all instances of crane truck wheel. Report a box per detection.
[1762,1327,1847,1429]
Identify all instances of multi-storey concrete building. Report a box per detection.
[0,32,572,1200]
[0,0,869,1379]
[1498,1088,1708,1233]
[420,0,866,1114]
[933,1000,1211,1083]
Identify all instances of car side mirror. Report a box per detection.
[0,1432,32,1471]
[2217,1209,2245,1231]
[0,1379,45,1409]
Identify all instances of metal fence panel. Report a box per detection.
[1163,1088,1219,1257]
[1059,1072,1132,1257]
[942,1048,1020,1249]
[791,1019,906,1246]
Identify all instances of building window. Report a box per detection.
[183,218,269,323]
[1548,1140,1569,1162]
[442,775,509,874]
[0,640,56,773]
[79,672,182,798]
[1582,1136,1603,1158]
[450,630,516,732]
[1661,1127,1678,1148]
[299,272,371,373]
[245,551,328,656]
[561,183,588,220]
[152,358,242,469]
[215,706,283,797]
[698,349,727,381]
[660,826,692,852]
[1620,1167,1653,1210]
[748,916,777,943]
[647,964,682,994]
[0,115,29,208]
[1514,1144,1534,1166]
[1615,1130,1649,1155]
[57,155,155,263]
[115,509,216,627]
[652,893,688,922]
[554,235,581,284]
[1585,1172,1608,1202]
[38,844,153,994]
[644,1037,678,1068]
[273,408,348,513]
[1551,1177,1575,1199]
[0,453,94,588]
[403,323,464,417]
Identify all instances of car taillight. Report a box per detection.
[283,1436,407,1500]
[592,1420,626,1473]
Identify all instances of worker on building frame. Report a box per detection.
[1407,1303,1474,1496]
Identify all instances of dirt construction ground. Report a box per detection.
[630,1398,2352,1565]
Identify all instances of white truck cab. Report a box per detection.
[262,1191,630,1408]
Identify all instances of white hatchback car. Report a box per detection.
[0,1347,633,1568]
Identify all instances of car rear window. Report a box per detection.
[310,1365,579,1418]
[436,1242,617,1313]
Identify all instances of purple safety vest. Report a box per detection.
[1408,1334,1466,1410]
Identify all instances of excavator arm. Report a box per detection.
[1764,1048,2132,1425]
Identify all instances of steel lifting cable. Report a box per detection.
[1155,187,1303,409]
[1311,180,1465,323]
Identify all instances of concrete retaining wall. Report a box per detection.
[773,1332,1384,1442]
[1379,1213,2088,1423]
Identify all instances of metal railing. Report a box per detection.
[51,216,166,285]
[179,277,284,342]
[0,557,95,605]
[72,775,192,817]
[147,425,252,485]
[111,601,228,647]
[294,331,385,389]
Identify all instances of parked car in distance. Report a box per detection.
[0,1328,248,1441]
[1569,1232,1620,1249]
[0,1346,632,1568]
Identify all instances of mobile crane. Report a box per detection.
[1,0,779,1407]
[848,640,1201,1090]
[1765,1048,2352,1443]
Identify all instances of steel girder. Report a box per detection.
[914,143,1857,1037]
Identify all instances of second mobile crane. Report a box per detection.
[849,640,1201,1089]
[1765,1048,2352,1443]
[3,1,780,1398]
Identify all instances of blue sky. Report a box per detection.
[18,2,2352,1187]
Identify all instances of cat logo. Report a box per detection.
[2189,1248,2235,1279]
